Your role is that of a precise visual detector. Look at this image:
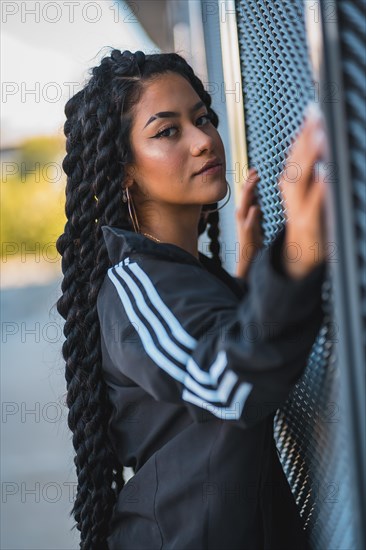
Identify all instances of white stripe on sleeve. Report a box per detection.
[182,381,252,421]
[129,262,197,349]
[108,263,253,413]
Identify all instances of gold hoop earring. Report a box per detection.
[123,186,140,233]
[203,180,231,214]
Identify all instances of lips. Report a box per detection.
[194,159,222,176]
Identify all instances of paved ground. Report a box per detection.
[1,277,78,549]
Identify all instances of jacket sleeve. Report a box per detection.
[97,226,327,429]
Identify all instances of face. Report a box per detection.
[125,72,227,209]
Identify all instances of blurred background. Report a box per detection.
[1,2,157,548]
[1,1,365,549]
[2,2,222,547]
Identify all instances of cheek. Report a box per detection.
[137,145,185,181]
[134,151,187,199]
[214,131,225,154]
[136,146,165,167]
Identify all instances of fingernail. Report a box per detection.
[315,128,326,147]
[306,102,323,122]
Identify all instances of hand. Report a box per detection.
[235,167,264,279]
[278,104,329,279]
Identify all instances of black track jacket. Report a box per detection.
[97,224,326,550]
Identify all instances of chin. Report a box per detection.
[195,176,228,206]
[208,178,229,203]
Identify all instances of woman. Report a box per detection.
[56,49,328,549]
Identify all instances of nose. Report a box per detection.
[190,127,215,156]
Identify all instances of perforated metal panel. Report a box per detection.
[337,0,366,367]
[235,0,314,244]
[235,1,363,548]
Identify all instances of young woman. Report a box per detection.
[56,49,328,549]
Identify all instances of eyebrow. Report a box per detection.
[143,100,206,129]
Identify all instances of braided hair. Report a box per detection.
[56,48,223,549]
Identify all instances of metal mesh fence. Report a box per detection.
[337,0,366,366]
[235,1,363,547]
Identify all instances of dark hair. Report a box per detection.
[56,48,223,549]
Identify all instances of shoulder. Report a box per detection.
[97,251,241,342]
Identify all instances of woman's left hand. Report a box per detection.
[235,167,264,279]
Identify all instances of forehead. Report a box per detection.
[132,72,200,125]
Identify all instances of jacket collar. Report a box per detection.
[101,225,245,299]
[101,225,206,268]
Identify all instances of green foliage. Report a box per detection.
[1,134,67,260]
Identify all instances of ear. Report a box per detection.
[123,163,135,189]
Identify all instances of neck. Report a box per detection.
[139,204,202,260]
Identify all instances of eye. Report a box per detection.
[154,126,177,138]
[197,113,213,125]
[153,113,212,139]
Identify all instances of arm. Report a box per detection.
[97,226,326,430]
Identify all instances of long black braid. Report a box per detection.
[56,48,223,549]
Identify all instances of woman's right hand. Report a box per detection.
[278,104,329,279]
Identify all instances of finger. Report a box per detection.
[242,168,259,190]
[294,107,326,162]
[244,205,261,228]
[303,103,325,129]
[238,190,258,221]
[301,126,328,197]
[245,206,264,246]
[280,126,327,202]
[308,163,328,213]
[237,177,259,219]
[244,166,257,180]
[295,104,325,149]
[285,103,325,164]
